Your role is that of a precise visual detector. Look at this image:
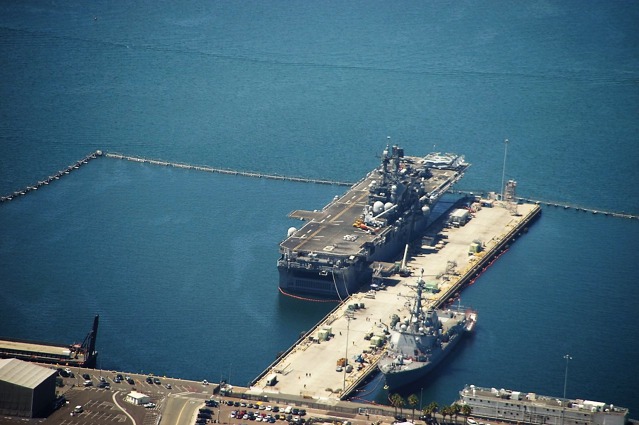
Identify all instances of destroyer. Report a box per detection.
[378,274,477,389]
[277,142,468,298]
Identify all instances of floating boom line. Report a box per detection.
[1,151,637,221]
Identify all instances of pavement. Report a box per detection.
[0,365,216,425]
[249,203,538,401]
[0,203,539,425]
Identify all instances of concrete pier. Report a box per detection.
[249,202,541,403]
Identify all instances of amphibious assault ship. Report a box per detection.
[378,276,477,389]
[277,142,468,298]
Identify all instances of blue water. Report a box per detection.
[1,0,638,416]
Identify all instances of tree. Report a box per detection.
[423,401,439,421]
[407,394,419,422]
[461,405,472,420]
[451,403,461,424]
[390,393,405,417]
[440,406,450,424]
[396,394,406,417]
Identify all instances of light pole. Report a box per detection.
[563,354,572,399]
[500,139,509,201]
[342,313,352,393]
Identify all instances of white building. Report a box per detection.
[125,391,150,406]
[459,385,628,425]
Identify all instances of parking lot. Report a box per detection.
[57,366,214,396]
[0,365,427,425]
[0,365,216,425]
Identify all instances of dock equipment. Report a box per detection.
[0,315,99,368]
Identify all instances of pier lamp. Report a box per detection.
[500,139,509,201]
[342,313,352,393]
[563,354,572,399]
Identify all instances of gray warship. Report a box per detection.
[378,274,477,389]
[277,142,469,299]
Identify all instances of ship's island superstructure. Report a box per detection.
[277,143,468,298]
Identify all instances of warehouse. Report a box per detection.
[0,358,57,418]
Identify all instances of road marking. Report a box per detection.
[176,398,196,424]
[112,391,136,425]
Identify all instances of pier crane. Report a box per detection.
[69,314,99,367]
[398,244,411,276]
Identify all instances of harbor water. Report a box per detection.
[1,0,638,415]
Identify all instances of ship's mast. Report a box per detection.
[409,272,425,330]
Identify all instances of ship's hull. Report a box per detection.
[277,146,469,299]
[277,262,368,299]
[380,330,467,390]
[278,213,430,298]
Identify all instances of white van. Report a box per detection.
[284,406,293,414]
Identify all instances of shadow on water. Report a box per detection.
[273,294,337,353]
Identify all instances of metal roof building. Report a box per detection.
[0,358,57,418]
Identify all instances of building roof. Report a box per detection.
[460,384,629,416]
[0,358,57,389]
[126,391,150,401]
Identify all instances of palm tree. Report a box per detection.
[451,403,461,424]
[407,394,419,422]
[440,406,450,424]
[390,393,405,417]
[396,394,406,417]
[461,405,472,422]
[425,401,439,422]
